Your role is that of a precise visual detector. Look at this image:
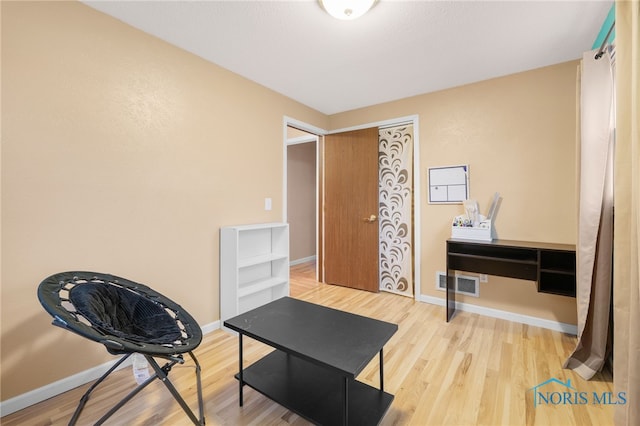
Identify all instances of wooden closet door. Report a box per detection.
[324,127,379,292]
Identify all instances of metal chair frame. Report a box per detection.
[37,271,205,425]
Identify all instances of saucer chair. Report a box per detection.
[37,271,204,425]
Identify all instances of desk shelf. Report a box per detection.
[237,350,394,426]
[448,244,538,262]
[539,249,576,297]
[539,272,576,297]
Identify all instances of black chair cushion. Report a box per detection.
[69,283,182,344]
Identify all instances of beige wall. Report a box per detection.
[1,0,580,405]
[287,142,316,261]
[1,1,327,399]
[329,61,579,325]
[287,126,312,139]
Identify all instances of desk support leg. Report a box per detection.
[446,242,456,322]
[238,333,244,407]
[446,265,453,322]
[343,376,348,426]
[379,349,384,392]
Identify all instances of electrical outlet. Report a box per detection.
[479,274,488,282]
[264,198,272,211]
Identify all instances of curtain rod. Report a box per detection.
[595,20,615,60]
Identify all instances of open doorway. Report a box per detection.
[286,126,320,294]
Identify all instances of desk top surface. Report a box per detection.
[448,238,575,252]
[224,297,398,377]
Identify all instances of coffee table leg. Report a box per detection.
[343,376,348,426]
[379,348,384,392]
[239,333,244,407]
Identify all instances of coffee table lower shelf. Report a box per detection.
[236,350,394,426]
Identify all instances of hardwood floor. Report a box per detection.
[289,260,321,295]
[2,261,614,425]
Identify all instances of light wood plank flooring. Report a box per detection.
[2,261,614,425]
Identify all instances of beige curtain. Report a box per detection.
[614,1,640,424]
[564,47,615,379]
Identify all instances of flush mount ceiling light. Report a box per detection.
[320,0,376,20]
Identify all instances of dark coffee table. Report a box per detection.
[223,297,398,425]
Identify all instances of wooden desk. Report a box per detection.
[446,239,576,321]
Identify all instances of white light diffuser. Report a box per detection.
[320,0,376,20]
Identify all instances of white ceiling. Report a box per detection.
[84,0,613,115]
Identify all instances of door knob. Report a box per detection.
[363,214,377,223]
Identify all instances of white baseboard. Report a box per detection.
[202,320,220,335]
[0,320,220,417]
[418,294,578,335]
[290,255,316,266]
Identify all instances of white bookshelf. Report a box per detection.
[220,223,289,331]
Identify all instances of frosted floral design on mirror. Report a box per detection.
[379,125,413,296]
